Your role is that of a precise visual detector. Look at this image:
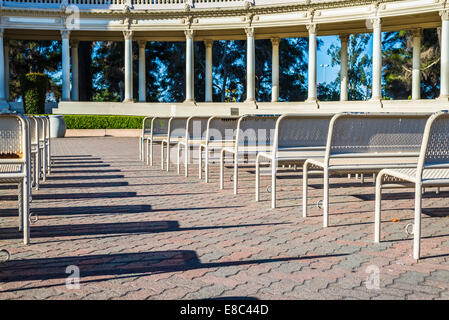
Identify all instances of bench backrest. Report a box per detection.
[326,113,430,161]
[235,115,280,148]
[418,110,449,171]
[36,116,46,142]
[142,116,152,136]
[168,117,189,140]
[205,116,239,144]
[151,117,170,137]
[186,116,211,141]
[274,114,333,152]
[42,116,50,140]
[0,114,28,163]
[28,116,39,145]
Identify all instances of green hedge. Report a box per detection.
[21,73,49,114]
[63,115,145,129]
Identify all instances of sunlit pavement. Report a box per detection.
[1,137,449,300]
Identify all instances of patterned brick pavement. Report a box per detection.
[1,137,449,300]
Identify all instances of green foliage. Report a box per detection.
[21,73,49,114]
[64,115,145,129]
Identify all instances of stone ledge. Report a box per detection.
[65,129,141,137]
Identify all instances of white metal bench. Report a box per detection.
[255,113,333,208]
[161,117,189,171]
[146,116,170,166]
[140,116,153,162]
[177,116,210,177]
[303,112,430,228]
[0,113,31,245]
[220,114,280,194]
[28,116,40,190]
[198,116,239,182]
[375,110,449,260]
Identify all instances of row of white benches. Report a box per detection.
[140,111,449,260]
[0,113,52,261]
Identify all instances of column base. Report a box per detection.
[244,99,258,109]
[437,95,449,101]
[183,99,197,106]
[122,99,134,103]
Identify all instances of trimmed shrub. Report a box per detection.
[63,115,145,129]
[21,73,49,114]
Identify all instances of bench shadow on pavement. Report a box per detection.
[0,220,288,240]
[0,250,348,289]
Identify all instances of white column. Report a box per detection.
[138,40,146,102]
[307,23,318,101]
[339,34,349,101]
[271,37,280,102]
[440,10,449,99]
[185,29,195,102]
[123,30,133,102]
[371,18,382,100]
[61,30,71,101]
[204,40,213,102]
[71,40,79,101]
[0,29,5,102]
[412,29,421,100]
[245,27,256,102]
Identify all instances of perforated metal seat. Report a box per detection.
[220,114,280,194]
[375,110,449,260]
[303,112,430,228]
[0,113,31,245]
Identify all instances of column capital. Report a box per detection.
[70,39,79,48]
[184,29,195,39]
[60,30,70,40]
[204,39,214,48]
[306,23,318,34]
[138,40,146,49]
[271,37,280,46]
[339,34,349,43]
[369,17,382,29]
[245,27,255,38]
[123,30,133,40]
[440,9,449,21]
[412,28,422,38]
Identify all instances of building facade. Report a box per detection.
[1,0,449,116]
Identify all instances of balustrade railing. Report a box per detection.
[1,0,304,10]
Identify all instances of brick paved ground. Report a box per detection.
[1,137,449,300]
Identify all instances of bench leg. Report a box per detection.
[139,138,142,161]
[220,149,225,190]
[302,163,309,218]
[323,168,329,228]
[18,182,23,232]
[205,148,210,183]
[271,159,276,209]
[255,156,260,202]
[413,183,422,260]
[177,143,181,174]
[198,146,203,180]
[233,155,238,195]
[23,177,30,245]
[166,143,170,172]
[185,145,189,177]
[374,172,384,243]
[35,153,39,190]
[161,142,165,170]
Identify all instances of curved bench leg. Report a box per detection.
[220,149,225,190]
[323,168,330,228]
[302,162,309,218]
[271,158,277,209]
[233,154,238,195]
[374,172,384,243]
[255,155,260,202]
[413,183,422,260]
